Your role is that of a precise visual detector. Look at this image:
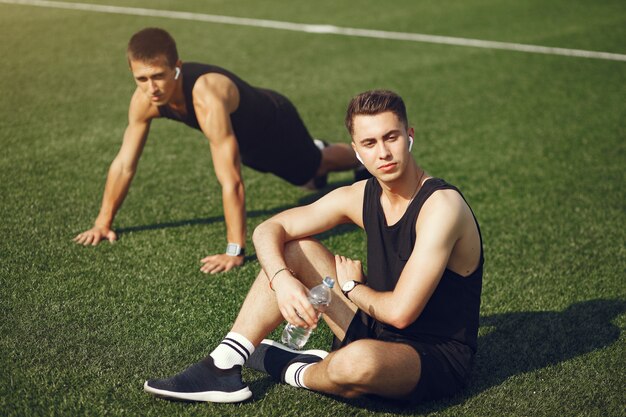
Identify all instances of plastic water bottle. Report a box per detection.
[281,276,335,349]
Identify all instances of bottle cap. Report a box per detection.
[322,276,335,288]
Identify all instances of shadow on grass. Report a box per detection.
[329,299,626,414]
[114,179,359,247]
[115,179,353,237]
[137,302,623,412]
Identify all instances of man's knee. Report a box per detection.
[283,238,324,259]
[325,342,378,398]
[283,238,334,278]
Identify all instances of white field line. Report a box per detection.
[2,0,626,62]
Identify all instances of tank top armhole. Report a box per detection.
[362,178,379,234]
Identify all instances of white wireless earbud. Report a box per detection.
[174,67,181,80]
[355,150,364,164]
[408,136,414,151]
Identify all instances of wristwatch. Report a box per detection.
[225,243,245,257]
[341,280,362,299]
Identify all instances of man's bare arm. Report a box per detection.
[74,90,155,245]
[336,190,469,328]
[252,183,364,326]
[193,74,247,274]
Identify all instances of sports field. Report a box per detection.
[1,1,624,416]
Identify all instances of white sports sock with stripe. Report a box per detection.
[210,332,255,370]
[283,362,314,389]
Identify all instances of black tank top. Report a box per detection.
[157,62,288,157]
[363,177,483,351]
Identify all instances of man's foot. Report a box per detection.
[144,356,252,403]
[301,139,329,190]
[246,339,328,382]
[312,173,329,190]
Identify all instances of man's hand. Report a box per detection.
[200,253,244,274]
[73,226,117,246]
[273,272,319,329]
[335,254,366,288]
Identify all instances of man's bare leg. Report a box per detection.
[303,142,361,190]
[231,238,357,344]
[317,143,361,175]
[238,239,422,400]
[146,237,422,403]
[304,339,421,399]
[228,269,285,346]
[144,238,355,403]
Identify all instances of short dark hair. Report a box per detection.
[127,28,178,68]
[345,90,408,136]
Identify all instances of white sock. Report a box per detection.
[284,362,315,389]
[209,332,255,370]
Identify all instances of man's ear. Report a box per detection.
[174,59,183,79]
[351,141,364,164]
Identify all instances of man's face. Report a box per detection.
[129,56,178,106]
[351,111,414,182]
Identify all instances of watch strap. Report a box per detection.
[225,243,245,256]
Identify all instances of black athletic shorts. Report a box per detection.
[239,91,321,186]
[332,309,475,404]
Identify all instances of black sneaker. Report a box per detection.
[312,173,328,189]
[311,139,329,189]
[353,165,372,182]
[246,339,328,382]
[144,356,252,403]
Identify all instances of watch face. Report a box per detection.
[342,280,355,292]
[226,243,241,256]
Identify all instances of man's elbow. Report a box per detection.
[221,179,244,196]
[252,219,282,246]
[389,317,411,330]
[110,158,136,178]
[252,222,266,246]
[387,310,419,330]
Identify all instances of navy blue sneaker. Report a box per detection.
[246,339,328,382]
[309,139,329,190]
[312,173,329,190]
[353,165,372,182]
[144,356,252,403]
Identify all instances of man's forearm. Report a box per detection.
[95,163,135,227]
[221,182,246,247]
[345,285,409,328]
[252,221,291,286]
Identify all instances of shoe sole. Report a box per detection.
[143,381,252,403]
[260,339,329,360]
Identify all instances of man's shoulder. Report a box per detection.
[193,72,237,94]
[310,180,366,210]
[422,187,466,216]
[325,180,367,211]
[305,180,366,227]
[340,179,368,198]
[417,187,471,234]
[192,72,239,111]
[128,88,159,122]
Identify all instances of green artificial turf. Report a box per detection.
[0,1,624,416]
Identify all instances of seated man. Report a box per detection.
[144,89,483,404]
[74,27,363,274]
